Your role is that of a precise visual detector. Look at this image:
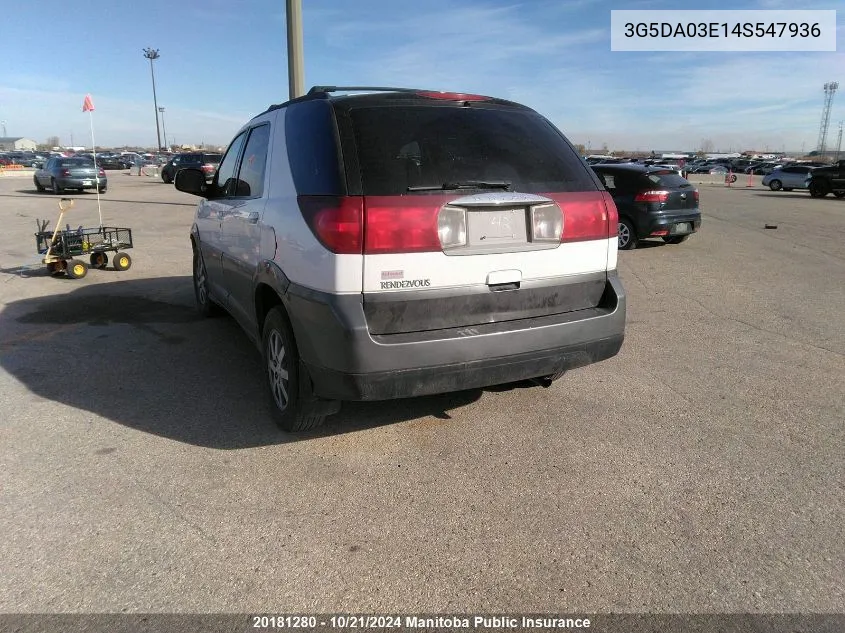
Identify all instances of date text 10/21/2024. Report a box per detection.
[250,614,593,629]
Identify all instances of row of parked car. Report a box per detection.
[0,152,49,167]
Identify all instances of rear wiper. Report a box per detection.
[407,180,512,192]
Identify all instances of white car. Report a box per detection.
[175,86,626,431]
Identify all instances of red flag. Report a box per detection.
[82,94,95,112]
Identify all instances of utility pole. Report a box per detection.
[286,0,305,99]
[158,107,167,150]
[143,48,163,151]
[816,82,838,156]
[835,121,844,162]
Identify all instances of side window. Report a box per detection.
[235,124,271,198]
[215,132,248,197]
[613,172,640,193]
[595,171,616,190]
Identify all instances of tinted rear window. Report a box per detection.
[349,106,596,195]
[203,154,222,163]
[642,171,691,188]
[61,159,94,167]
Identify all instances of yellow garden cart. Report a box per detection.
[35,198,134,279]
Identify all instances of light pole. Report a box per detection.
[158,107,167,150]
[286,0,305,99]
[0,120,6,137]
[143,48,163,151]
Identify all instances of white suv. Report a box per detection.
[175,86,626,431]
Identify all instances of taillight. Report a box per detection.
[693,189,699,203]
[546,193,614,243]
[60,169,70,177]
[98,168,105,177]
[364,198,441,254]
[602,191,618,238]
[635,190,670,203]
[202,164,215,173]
[297,195,363,254]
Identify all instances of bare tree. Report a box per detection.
[700,138,714,153]
[46,136,60,148]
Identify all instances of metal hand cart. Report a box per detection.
[35,198,134,279]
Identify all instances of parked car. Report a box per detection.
[688,164,713,174]
[806,160,845,198]
[745,161,778,175]
[762,165,816,191]
[5,153,40,167]
[174,86,626,431]
[33,157,107,194]
[95,155,128,170]
[160,152,221,183]
[591,163,701,250]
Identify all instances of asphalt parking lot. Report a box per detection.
[0,172,843,614]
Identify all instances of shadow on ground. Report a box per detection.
[752,192,844,201]
[1,276,484,449]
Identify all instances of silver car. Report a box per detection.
[33,157,107,194]
[762,165,815,191]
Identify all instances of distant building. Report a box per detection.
[0,137,37,151]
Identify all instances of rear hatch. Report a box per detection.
[60,159,98,179]
[637,170,698,212]
[200,153,222,177]
[339,99,617,335]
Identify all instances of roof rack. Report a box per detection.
[307,85,420,95]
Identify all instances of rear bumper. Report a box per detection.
[57,177,107,189]
[643,211,701,237]
[285,274,626,401]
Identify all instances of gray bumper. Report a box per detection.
[284,274,626,401]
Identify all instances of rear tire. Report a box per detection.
[162,171,172,184]
[113,252,132,271]
[51,178,62,195]
[618,218,637,250]
[768,180,782,191]
[809,182,829,198]
[89,252,108,268]
[262,307,327,432]
[34,177,45,192]
[662,235,690,245]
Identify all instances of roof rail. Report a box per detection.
[307,85,420,95]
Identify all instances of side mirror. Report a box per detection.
[174,168,212,197]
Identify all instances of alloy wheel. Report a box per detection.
[267,331,290,411]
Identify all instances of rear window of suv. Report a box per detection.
[348,106,596,195]
[202,154,222,164]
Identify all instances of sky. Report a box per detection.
[1,0,843,153]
